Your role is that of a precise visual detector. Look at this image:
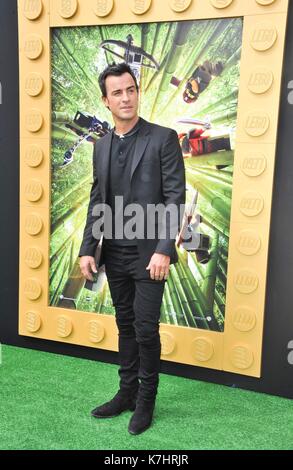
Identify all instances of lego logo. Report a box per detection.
[26,311,41,333]
[240,194,264,217]
[94,0,114,16]
[23,0,43,20]
[248,69,273,95]
[24,279,42,300]
[88,321,105,343]
[57,316,73,337]
[234,270,259,294]
[244,113,270,136]
[231,345,254,369]
[25,180,43,202]
[252,29,275,43]
[241,199,262,209]
[25,247,42,268]
[25,110,43,132]
[25,214,43,235]
[132,0,152,14]
[232,307,256,332]
[237,231,261,256]
[170,0,192,12]
[24,36,43,59]
[25,74,43,97]
[241,154,266,177]
[160,331,175,355]
[251,23,277,51]
[240,192,264,217]
[25,145,43,168]
[58,0,78,18]
[192,338,214,362]
[239,237,258,248]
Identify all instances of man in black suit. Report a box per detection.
[79,63,185,435]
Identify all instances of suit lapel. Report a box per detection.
[130,119,150,181]
[99,130,112,202]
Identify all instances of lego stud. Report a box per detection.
[192,337,214,362]
[25,109,44,133]
[240,191,264,217]
[24,180,43,202]
[241,152,267,178]
[93,0,114,17]
[250,22,277,51]
[57,316,73,337]
[25,213,43,236]
[24,278,42,300]
[131,0,152,15]
[244,111,270,137]
[25,73,44,97]
[169,0,193,13]
[24,35,43,60]
[231,345,254,369]
[25,145,44,168]
[26,311,42,333]
[58,0,78,19]
[25,247,43,269]
[210,0,233,8]
[234,269,259,294]
[248,67,273,95]
[160,331,176,355]
[23,0,43,20]
[232,307,257,332]
[88,320,105,343]
[237,230,262,256]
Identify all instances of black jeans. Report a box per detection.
[103,241,166,403]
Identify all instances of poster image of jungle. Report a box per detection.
[50,17,243,332]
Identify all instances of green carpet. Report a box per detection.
[0,345,292,450]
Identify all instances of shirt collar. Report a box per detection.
[113,117,141,139]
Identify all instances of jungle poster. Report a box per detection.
[50,18,243,332]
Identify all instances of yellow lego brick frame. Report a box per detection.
[18,0,289,377]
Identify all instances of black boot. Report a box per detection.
[137,338,161,402]
[128,338,160,434]
[128,400,155,435]
[91,390,137,418]
[117,335,140,395]
[91,335,139,418]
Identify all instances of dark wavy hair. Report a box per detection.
[98,62,139,97]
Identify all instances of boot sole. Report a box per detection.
[128,421,152,435]
[91,405,136,419]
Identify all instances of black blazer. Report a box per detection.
[79,117,186,273]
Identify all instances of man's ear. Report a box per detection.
[102,96,110,111]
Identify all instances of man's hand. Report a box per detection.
[80,256,97,281]
[146,253,170,281]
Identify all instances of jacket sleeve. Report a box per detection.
[155,129,186,257]
[78,143,103,257]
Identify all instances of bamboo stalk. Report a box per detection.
[184,150,234,168]
[170,266,198,328]
[177,252,211,329]
[163,281,178,326]
[167,272,190,327]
